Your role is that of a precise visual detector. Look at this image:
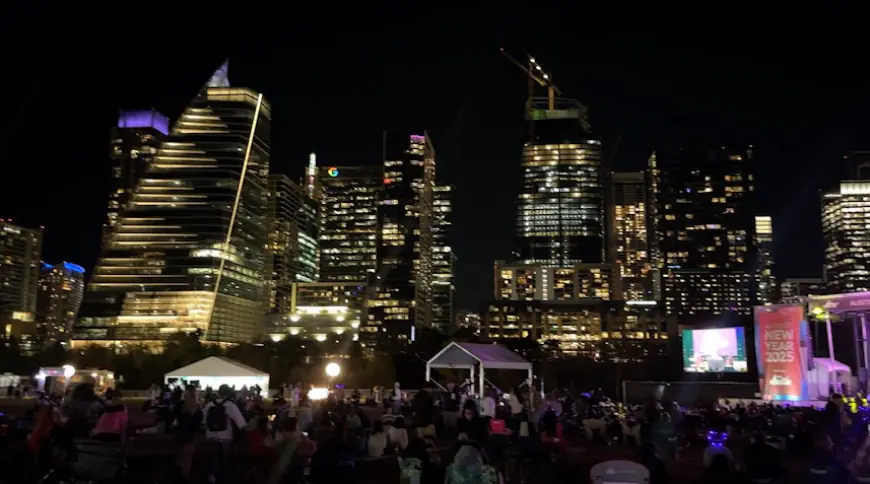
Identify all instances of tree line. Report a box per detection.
[0,327,680,392]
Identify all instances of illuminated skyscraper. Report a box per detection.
[432,185,454,332]
[306,152,318,199]
[105,110,168,240]
[317,165,381,283]
[656,146,756,319]
[0,220,42,318]
[515,98,604,266]
[369,131,435,343]
[822,181,870,293]
[647,152,662,300]
[266,174,319,313]
[754,216,775,304]
[73,64,271,348]
[612,171,655,301]
[36,262,85,344]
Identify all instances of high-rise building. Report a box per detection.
[822,181,870,293]
[264,282,366,345]
[754,216,775,304]
[0,220,42,319]
[432,185,454,332]
[516,98,604,266]
[647,152,662,300]
[317,165,381,283]
[481,299,671,359]
[36,262,85,344]
[612,171,655,301]
[779,277,826,302]
[369,131,435,343]
[846,151,870,181]
[73,63,271,349]
[266,174,319,313]
[655,146,756,320]
[494,261,621,301]
[105,110,169,240]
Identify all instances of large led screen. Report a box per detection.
[682,327,748,373]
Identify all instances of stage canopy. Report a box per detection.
[426,342,532,396]
[427,342,532,371]
[165,356,269,396]
[808,291,870,316]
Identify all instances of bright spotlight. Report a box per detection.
[325,362,341,378]
[62,364,76,379]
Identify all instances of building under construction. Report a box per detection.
[501,49,607,266]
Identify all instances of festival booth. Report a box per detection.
[425,342,532,398]
[808,291,870,393]
[807,358,854,400]
[165,356,269,397]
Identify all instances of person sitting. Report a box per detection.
[63,383,99,439]
[269,417,317,484]
[621,416,641,446]
[388,416,409,451]
[368,421,389,458]
[247,414,276,458]
[582,406,608,442]
[456,406,487,446]
[640,442,668,484]
[91,392,129,443]
[403,437,445,484]
[702,454,734,484]
[744,431,782,483]
[703,432,733,468]
[445,444,502,484]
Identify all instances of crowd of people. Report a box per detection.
[9,376,870,483]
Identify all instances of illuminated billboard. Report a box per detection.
[681,327,748,373]
[754,305,808,402]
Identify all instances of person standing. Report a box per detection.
[174,387,202,479]
[443,382,462,439]
[479,389,497,429]
[203,384,247,483]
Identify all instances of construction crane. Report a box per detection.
[499,48,562,111]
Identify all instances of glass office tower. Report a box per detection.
[515,98,604,266]
[73,65,271,348]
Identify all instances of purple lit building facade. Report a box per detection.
[104,109,169,241]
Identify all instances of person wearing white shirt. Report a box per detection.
[202,386,247,483]
[480,390,497,426]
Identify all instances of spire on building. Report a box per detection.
[206,60,230,88]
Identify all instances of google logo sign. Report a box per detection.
[327,167,339,177]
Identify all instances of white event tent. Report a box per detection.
[426,342,532,397]
[165,356,269,397]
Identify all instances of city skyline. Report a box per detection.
[3,16,869,311]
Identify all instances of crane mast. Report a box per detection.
[499,48,562,111]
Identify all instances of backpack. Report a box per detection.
[206,398,230,432]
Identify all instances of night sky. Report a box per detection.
[2,11,868,312]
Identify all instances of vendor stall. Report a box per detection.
[426,342,532,398]
[165,356,269,397]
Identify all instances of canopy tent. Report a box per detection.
[807,357,854,400]
[426,342,532,397]
[165,356,269,397]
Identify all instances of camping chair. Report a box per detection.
[69,438,126,482]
